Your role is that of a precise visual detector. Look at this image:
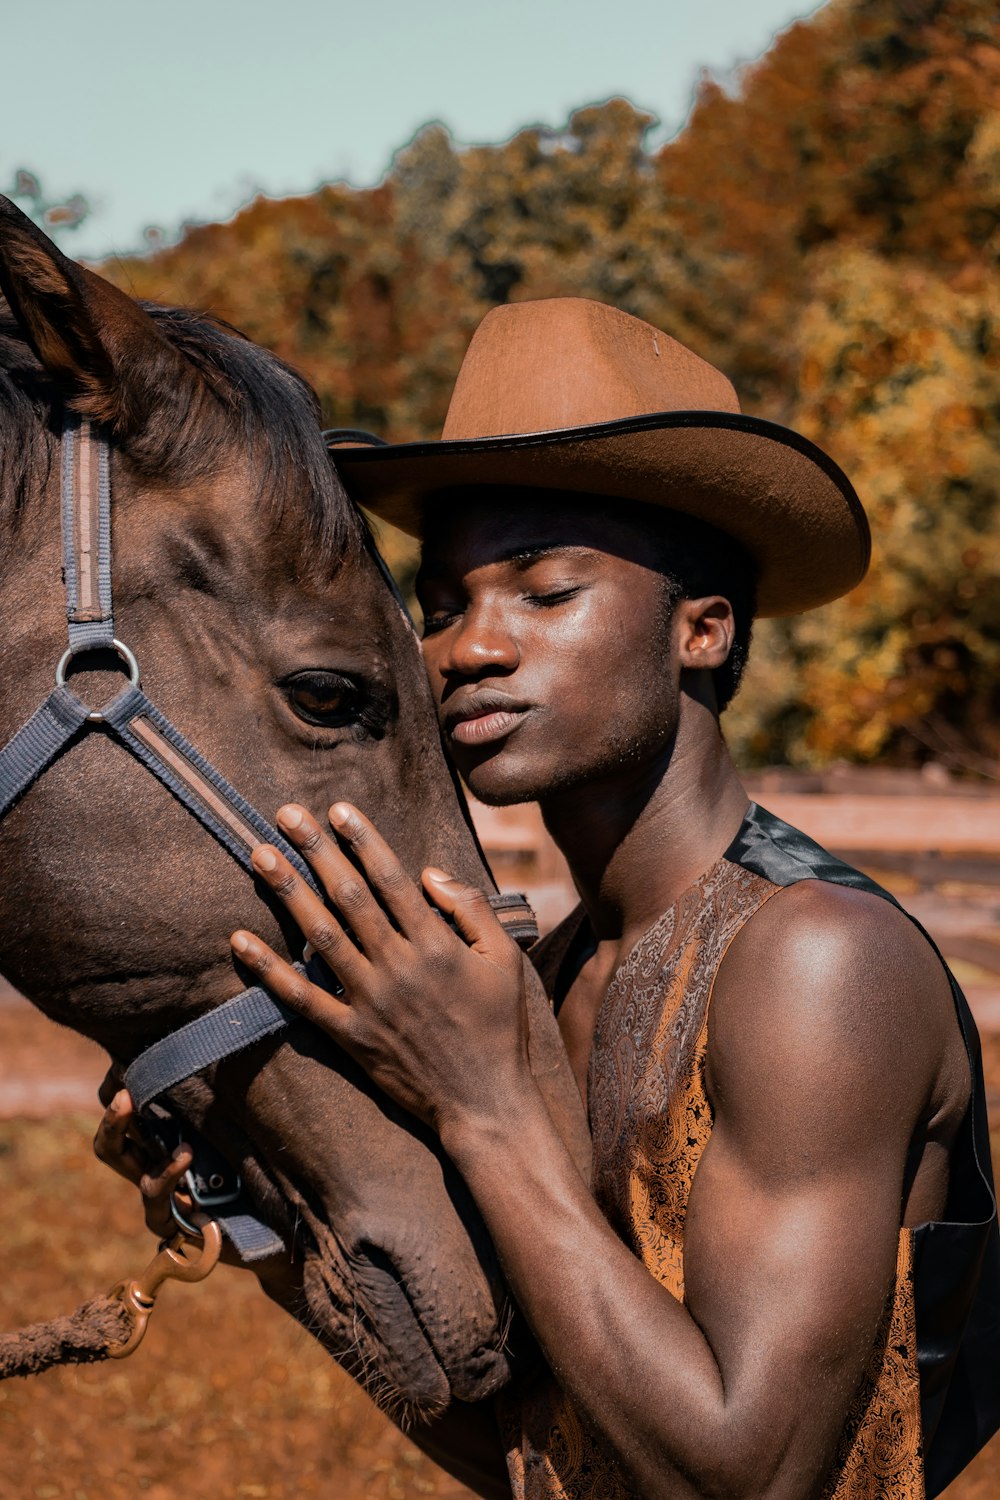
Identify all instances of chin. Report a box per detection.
[460,750,551,808]
[467,780,535,808]
[458,750,536,810]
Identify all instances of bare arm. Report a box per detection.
[231,805,961,1500]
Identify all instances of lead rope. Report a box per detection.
[0,1297,134,1379]
[0,1223,223,1377]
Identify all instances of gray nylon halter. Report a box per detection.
[0,415,538,1262]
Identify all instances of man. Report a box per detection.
[102,300,999,1497]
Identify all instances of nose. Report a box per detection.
[437,603,519,681]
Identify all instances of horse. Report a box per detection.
[0,196,589,1429]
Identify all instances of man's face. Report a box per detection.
[415,490,683,807]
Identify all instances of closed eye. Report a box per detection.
[421,586,582,635]
[421,610,461,638]
[525,586,583,609]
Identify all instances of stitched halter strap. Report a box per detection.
[62,421,114,648]
[0,414,539,1262]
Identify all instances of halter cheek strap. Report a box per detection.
[0,414,540,1263]
[62,421,114,648]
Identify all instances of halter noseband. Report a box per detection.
[0,415,539,1260]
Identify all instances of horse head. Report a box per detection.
[0,198,588,1421]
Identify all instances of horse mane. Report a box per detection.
[0,303,368,568]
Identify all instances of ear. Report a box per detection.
[675,596,735,672]
[0,194,201,435]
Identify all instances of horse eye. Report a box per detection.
[284,672,362,727]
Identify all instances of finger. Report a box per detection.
[139,1145,194,1204]
[144,1179,191,1243]
[323,802,432,938]
[274,804,405,951]
[421,869,511,959]
[231,930,357,1042]
[93,1090,153,1185]
[97,1064,125,1109]
[250,843,369,980]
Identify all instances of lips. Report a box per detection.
[443,693,530,748]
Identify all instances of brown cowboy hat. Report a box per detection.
[330,298,870,617]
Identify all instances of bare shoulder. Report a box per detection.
[728,876,947,1008]
[717,876,955,1036]
[707,877,970,1170]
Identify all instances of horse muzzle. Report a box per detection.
[299,1214,517,1421]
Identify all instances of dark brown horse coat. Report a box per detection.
[0,196,589,1423]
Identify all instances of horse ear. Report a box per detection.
[0,194,200,435]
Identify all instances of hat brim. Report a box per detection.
[332,411,870,618]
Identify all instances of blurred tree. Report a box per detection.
[725,248,1000,768]
[98,0,1000,773]
[6,169,88,234]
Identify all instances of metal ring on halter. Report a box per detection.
[54,638,141,723]
[169,1191,209,1242]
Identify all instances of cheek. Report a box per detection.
[536,596,664,699]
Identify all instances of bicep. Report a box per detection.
[684,1120,904,1451]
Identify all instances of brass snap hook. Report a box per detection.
[105,1219,223,1359]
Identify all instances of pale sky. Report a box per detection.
[4,0,825,260]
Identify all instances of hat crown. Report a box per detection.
[334,296,869,617]
[441,298,741,441]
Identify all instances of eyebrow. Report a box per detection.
[505,543,584,569]
[419,542,590,581]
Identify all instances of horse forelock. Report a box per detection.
[0,303,369,575]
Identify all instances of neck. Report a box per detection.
[540,691,749,944]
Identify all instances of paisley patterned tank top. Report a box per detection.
[502,806,1000,1500]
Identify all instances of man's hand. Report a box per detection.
[93,1085,196,1243]
[229,801,538,1140]
[93,1086,301,1299]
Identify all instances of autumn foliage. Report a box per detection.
[102,0,1000,771]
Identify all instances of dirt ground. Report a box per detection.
[1,998,1000,1498]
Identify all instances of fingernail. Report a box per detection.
[111,1090,128,1114]
[424,868,452,884]
[255,847,278,872]
[172,1144,191,1161]
[329,802,353,830]
[231,932,251,953]
[277,804,303,829]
